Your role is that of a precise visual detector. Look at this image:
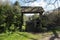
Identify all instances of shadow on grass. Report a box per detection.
[49,30,60,40]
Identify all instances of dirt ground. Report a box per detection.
[33,32,60,40]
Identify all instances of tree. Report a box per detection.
[0,5,6,33]
[45,12,60,38]
[0,1,22,32]
[13,1,22,31]
[21,0,36,3]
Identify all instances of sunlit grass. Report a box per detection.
[0,32,42,40]
[0,31,60,40]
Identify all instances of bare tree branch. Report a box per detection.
[45,0,58,9]
[21,0,36,3]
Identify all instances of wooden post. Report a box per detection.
[21,13,23,26]
[39,12,42,32]
[19,12,23,31]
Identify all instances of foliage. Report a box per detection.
[25,11,60,32]
[0,1,22,32]
[0,0,60,33]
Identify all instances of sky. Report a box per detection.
[9,0,60,16]
[1,0,60,11]
[0,0,60,16]
[9,0,60,11]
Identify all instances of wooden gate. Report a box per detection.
[21,6,44,31]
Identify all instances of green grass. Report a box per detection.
[0,32,42,40]
[0,31,59,40]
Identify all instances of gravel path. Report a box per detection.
[29,32,60,40]
[38,35,60,40]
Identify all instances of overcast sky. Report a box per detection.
[10,0,60,16]
[1,0,60,16]
[9,0,60,11]
[1,0,60,11]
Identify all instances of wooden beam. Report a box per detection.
[21,6,44,14]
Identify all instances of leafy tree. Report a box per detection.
[0,1,22,32]
[13,1,22,31]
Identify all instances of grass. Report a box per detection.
[0,31,60,40]
[0,32,42,40]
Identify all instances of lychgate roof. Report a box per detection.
[21,6,44,13]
